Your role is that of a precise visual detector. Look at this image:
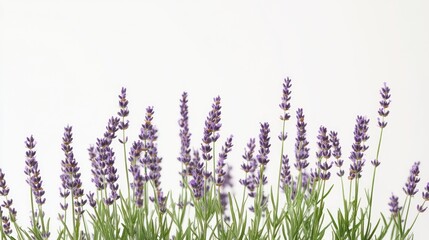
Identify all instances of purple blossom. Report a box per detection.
[348,116,369,180]
[422,182,429,201]
[1,207,12,235]
[128,141,147,207]
[118,87,130,135]
[280,155,292,190]
[388,194,401,216]
[201,96,222,162]
[294,109,310,171]
[90,117,120,205]
[0,168,16,235]
[316,126,332,180]
[256,122,271,166]
[239,138,258,198]
[417,204,427,213]
[178,92,192,185]
[190,150,205,200]
[279,77,292,122]
[403,162,420,196]
[24,136,46,206]
[86,192,96,208]
[60,126,86,217]
[378,83,391,128]
[215,136,234,187]
[329,131,344,177]
[0,169,10,197]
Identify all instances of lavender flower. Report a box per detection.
[178,92,192,185]
[329,131,344,177]
[215,136,233,187]
[403,162,420,196]
[190,150,205,200]
[388,194,401,216]
[0,169,10,197]
[279,77,292,122]
[378,82,391,128]
[201,96,222,162]
[316,126,332,180]
[118,87,130,134]
[239,138,257,198]
[90,117,120,205]
[256,122,271,166]
[128,141,147,207]
[86,192,96,208]
[0,168,16,235]
[422,182,429,201]
[348,116,369,180]
[417,204,427,213]
[60,126,86,217]
[1,207,12,235]
[294,109,310,171]
[24,136,46,206]
[280,155,292,190]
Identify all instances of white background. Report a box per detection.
[1,1,429,238]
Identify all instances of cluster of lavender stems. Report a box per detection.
[3,79,429,240]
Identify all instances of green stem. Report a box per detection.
[276,118,287,213]
[121,127,130,201]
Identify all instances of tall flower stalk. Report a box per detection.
[24,136,50,239]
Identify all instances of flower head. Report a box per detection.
[256,122,271,166]
[118,87,130,129]
[279,77,292,121]
[329,131,344,177]
[294,108,310,171]
[403,162,420,196]
[348,116,369,180]
[178,92,192,182]
[280,155,292,190]
[24,136,46,206]
[388,194,402,216]
[215,136,233,187]
[422,182,429,201]
[378,83,391,128]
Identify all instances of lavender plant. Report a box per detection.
[1,79,428,240]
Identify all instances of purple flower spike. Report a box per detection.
[422,182,429,201]
[403,162,420,196]
[60,126,86,217]
[239,138,258,198]
[279,77,292,121]
[280,155,292,190]
[190,150,205,200]
[257,122,271,166]
[240,138,257,174]
[178,92,192,180]
[216,136,234,187]
[0,168,17,232]
[294,109,310,171]
[118,87,130,131]
[90,117,120,205]
[24,136,46,206]
[378,83,391,128]
[316,126,331,159]
[348,116,369,180]
[329,131,344,177]
[417,204,427,213]
[388,194,402,216]
[201,96,222,163]
[1,208,12,235]
[0,169,10,197]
